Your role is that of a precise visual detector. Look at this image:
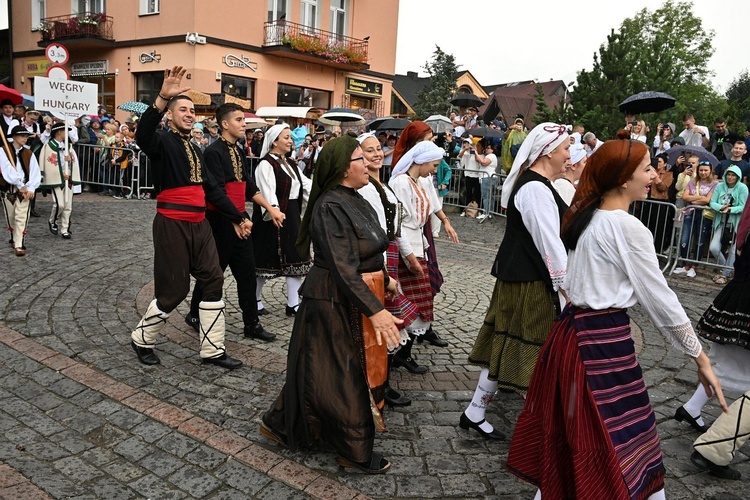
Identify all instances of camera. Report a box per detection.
[469,149,475,155]
[628,120,638,126]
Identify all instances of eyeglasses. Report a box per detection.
[698,161,711,166]
[351,156,365,163]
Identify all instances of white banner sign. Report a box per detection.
[34,76,98,115]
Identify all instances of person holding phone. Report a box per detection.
[654,122,675,155]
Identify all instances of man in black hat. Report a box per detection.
[38,122,81,240]
[185,103,283,342]
[0,126,41,256]
[0,99,15,138]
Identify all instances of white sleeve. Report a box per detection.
[617,216,702,357]
[516,182,567,291]
[68,126,78,144]
[0,149,23,188]
[40,129,51,145]
[254,160,278,211]
[298,167,312,205]
[24,152,41,191]
[422,176,441,215]
[653,136,661,149]
[390,175,415,258]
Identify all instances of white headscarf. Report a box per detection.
[501,122,569,208]
[569,142,586,166]
[260,123,290,157]
[357,132,377,144]
[390,141,444,178]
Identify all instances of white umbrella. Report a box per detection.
[319,107,366,126]
[424,114,453,134]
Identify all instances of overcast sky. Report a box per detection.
[396,0,744,94]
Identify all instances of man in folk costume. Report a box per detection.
[130,66,251,370]
[0,126,41,256]
[185,102,284,342]
[38,122,81,239]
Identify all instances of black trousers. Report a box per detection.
[190,211,258,328]
[465,176,481,205]
[153,214,223,313]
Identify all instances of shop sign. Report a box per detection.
[345,77,382,98]
[26,59,53,76]
[222,53,257,72]
[71,60,108,77]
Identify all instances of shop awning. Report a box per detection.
[255,106,322,119]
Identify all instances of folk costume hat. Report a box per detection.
[260,123,290,157]
[296,135,360,258]
[8,125,32,137]
[390,140,444,178]
[501,122,569,208]
[570,142,586,166]
[49,122,72,135]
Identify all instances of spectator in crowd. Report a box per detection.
[474,140,498,221]
[250,129,264,157]
[583,131,603,157]
[466,107,479,130]
[674,153,697,208]
[205,120,220,146]
[654,122,675,155]
[12,104,25,123]
[451,107,467,138]
[111,132,135,199]
[0,126,41,256]
[715,141,749,182]
[649,154,676,253]
[190,125,205,152]
[458,138,482,215]
[673,159,718,278]
[710,117,742,162]
[431,149,452,237]
[0,99,15,137]
[709,165,748,284]
[382,134,396,174]
[501,117,527,173]
[627,119,648,143]
[744,125,750,157]
[99,122,118,195]
[679,114,710,148]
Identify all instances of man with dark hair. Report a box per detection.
[185,102,283,341]
[716,141,750,184]
[0,99,15,138]
[710,117,742,162]
[679,113,710,148]
[130,66,250,369]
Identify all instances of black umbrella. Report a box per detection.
[466,126,503,138]
[366,117,393,131]
[666,145,719,168]
[449,93,484,108]
[376,118,411,131]
[618,91,676,114]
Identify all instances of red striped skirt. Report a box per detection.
[392,250,433,323]
[507,305,664,500]
[385,241,420,327]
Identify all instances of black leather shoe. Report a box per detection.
[61,232,71,239]
[459,412,505,440]
[674,406,708,433]
[384,388,411,408]
[392,355,428,374]
[285,304,299,317]
[244,323,276,342]
[417,326,449,347]
[257,300,268,316]
[184,313,199,332]
[30,210,40,217]
[131,341,160,365]
[201,353,243,370]
[691,450,741,480]
[260,419,288,448]
[48,221,59,235]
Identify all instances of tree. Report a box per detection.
[725,69,750,127]
[413,46,458,120]
[570,1,724,140]
[532,84,576,126]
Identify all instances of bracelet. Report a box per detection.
[158,93,169,101]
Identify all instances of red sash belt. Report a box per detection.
[156,185,205,222]
[207,181,245,213]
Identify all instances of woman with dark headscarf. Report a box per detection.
[260,136,403,474]
[507,131,726,500]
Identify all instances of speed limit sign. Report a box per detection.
[45,43,70,65]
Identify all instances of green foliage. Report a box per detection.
[725,70,750,128]
[532,84,575,126]
[413,46,458,120]
[570,1,724,140]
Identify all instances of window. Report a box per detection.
[301,0,318,29]
[139,0,159,15]
[277,84,330,109]
[73,0,106,14]
[78,74,116,113]
[329,0,347,38]
[221,74,255,109]
[31,0,46,30]
[267,0,288,22]
[135,72,165,105]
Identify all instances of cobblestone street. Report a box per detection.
[1,194,748,499]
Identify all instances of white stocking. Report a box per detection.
[532,489,541,500]
[683,383,711,428]
[256,277,267,310]
[286,276,302,308]
[465,368,498,433]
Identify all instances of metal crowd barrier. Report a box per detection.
[629,199,679,272]
[667,204,735,275]
[442,161,507,222]
[75,143,153,198]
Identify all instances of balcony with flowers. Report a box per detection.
[263,20,369,71]
[37,12,115,48]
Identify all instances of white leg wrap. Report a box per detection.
[131,299,170,348]
[199,300,226,359]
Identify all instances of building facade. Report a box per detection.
[10,0,398,122]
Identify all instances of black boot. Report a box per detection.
[131,341,160,365]
[384,385,411,407]
[184,312,199,332]
[244,322,276,342]
[392,334,428,374]
[417,325,448,347]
